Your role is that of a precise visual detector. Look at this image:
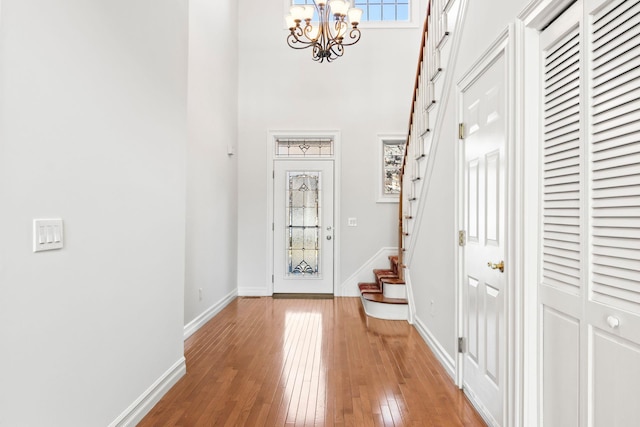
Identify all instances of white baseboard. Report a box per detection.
[413,315,456,380]
[464,386,500,427]
[109,357,186,427]
[403,268,416,324]
[237,287,270,297]
[184,289,237,340]
[340,247,397,296]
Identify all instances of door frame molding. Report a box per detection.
[266,130,342,296]
[455,27,518,427]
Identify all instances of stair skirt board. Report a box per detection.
[360,295,409,320]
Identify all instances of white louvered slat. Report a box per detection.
[592,196,640,208]
[593,227,640,239]
[592,110,640,135]
[592,86,640,116]
[545,146,579,165]
[592,217,640,229]
[544,181,580,194]
[592,65,640,100]
[544,239,580,253]
[593,235,640,250]
[545,244,581,260]
[544,88,580,116]
[592,135,640,153]
[592,142,640,163]
[592,185,640,199]
[591,0,640,311]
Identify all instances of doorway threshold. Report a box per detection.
[272,293,334,299]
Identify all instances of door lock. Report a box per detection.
[487,260,504,273]
[327,235,332,240]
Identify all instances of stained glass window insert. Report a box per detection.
[383,141,405,195]
[286,171,321,276]
[276,138,333,157]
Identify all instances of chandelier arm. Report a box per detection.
[339,27,361,47]
[287,32,316,50]
[327,42,345,60]
[312,43,324,62]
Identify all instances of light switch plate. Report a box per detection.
[33,219,64,252]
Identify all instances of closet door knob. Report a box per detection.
[606,315,620,329]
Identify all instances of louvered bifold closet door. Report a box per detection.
[590,0,640,312]
[539,4,584,426]
[588,0,640,424]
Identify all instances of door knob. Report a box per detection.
[327,235,332,240]
[607,315,620,329]
[487,260,504,273]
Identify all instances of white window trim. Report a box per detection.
[376,133,406,203]
[283,0,421,29]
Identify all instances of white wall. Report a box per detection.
[0,1,188,425]
[236,0,426,294]
[409,0,529,360]
[184,0,239,327]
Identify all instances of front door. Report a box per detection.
[461,50,507,425]
[273,160,334,294]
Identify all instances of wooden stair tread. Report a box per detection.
[381,277,406,285]
[373,269,396,277]
[362,293,408,305]
[358,282,382,293]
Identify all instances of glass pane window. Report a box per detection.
[383,142,405,195]
[291,0,411,22]
[286,172,321,276]
[355,0,410,21]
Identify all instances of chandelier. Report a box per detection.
[285,1,363,63]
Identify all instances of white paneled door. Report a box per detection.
[540,0,640,424]
[273,160,334,294]
[461,50,507,426]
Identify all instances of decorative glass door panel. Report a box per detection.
[287,172,321,276]
[274,160,334,294]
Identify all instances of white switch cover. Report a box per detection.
[348,217,357,227]
[33,219,64,252]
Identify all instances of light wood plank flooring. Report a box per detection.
[139,297,485,426]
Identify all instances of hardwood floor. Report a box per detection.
[139,297,485,426]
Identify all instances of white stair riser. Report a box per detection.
[383,283,407,299]
[361,296,409,321]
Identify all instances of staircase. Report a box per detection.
[358,256,409,320]
[358,0,461,321]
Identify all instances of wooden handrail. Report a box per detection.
[398,1,431,281]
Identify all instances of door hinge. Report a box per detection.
[273,170,275,179]
[271,274,274,283]
[272,222,274,231]
[458,337,465,353]
[458,122,465,139]
[458,230,466,246]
